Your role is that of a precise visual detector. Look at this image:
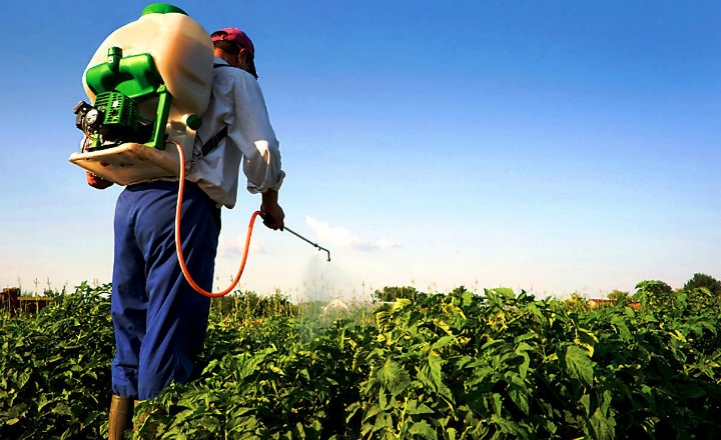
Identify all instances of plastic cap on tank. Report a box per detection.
[141,3,188,16]
[184,114,202,130]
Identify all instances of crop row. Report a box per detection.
[1,282,720,439]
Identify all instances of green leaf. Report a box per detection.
[370,411,393,435]
[508,380,530,415]
[575,328,598,356]
[564,345,594,386]
[419,353,450,398]
[489,288,515,299]
[490,393,503,416]
[580,393,591,417]
[432,320,454,337]
[405,399,435,416]
[52,403,72,416]
[431,335,455,351]
[610,315,633,341]
[589,405,616,440]
[376,359,411,397]
[378,389,390,411]
[392,298,412,311]
[408,419,438,440]
[515,351,531,381]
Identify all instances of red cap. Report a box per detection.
[211,28,255,56]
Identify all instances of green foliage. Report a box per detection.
[2,280,721,439]
[140,286,721,439]
[584,285,721,437]
[634,280,674,307]
[0,282,114,439]
[683,273,721,296]
[561,292,592,312]
[211,290,296,319]
[372,286,422,302]
[134,317,372,439]
[607,289,630,303]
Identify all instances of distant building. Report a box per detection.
[1,287,53,316]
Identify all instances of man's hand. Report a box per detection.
[260,189,285,230]
[86,171,114,190]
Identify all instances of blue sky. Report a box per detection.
[1,1,719,300]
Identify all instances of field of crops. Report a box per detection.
[1,279,721,439]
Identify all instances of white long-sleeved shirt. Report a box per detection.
[186,57,285,208]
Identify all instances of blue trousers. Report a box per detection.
[111,180,220,400]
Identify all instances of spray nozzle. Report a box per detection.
[284,226,332,262]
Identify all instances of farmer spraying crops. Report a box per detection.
[81,5,286,438]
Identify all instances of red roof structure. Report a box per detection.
[1,287,53,316]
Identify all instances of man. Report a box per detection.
[90,27,285,438]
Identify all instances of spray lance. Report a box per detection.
[283,227,331,262]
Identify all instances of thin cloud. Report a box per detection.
[305,216,398,250]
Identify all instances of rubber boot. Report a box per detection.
[109,395,134,440]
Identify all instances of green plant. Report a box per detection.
[0,282,114,439]
[3,279,721,439]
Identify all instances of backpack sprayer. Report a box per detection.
[70,3,330,298]
[70,3,210,184]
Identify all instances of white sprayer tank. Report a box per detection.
[83,4,213,123]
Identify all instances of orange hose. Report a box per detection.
[170,140,260,298]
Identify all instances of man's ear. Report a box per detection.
[238,48,248,63]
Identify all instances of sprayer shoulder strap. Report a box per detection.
[200,63,236,156]
[201,126,228,156]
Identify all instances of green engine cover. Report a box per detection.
[94,91,139,128]
[84,46,171,150]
